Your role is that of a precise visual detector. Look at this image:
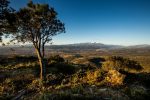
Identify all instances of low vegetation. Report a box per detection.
[0,0,149,99]
[102,56,143,72]
[0,55,150,100]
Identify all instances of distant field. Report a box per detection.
[0,46,150,72]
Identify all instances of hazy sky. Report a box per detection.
[10,0,150,46]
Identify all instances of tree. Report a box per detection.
[11,1,65,81]
[0,0,10,42]
[0,0,16,42]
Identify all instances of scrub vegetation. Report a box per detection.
[0,0,150,100]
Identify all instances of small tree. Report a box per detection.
[11,1,65,81]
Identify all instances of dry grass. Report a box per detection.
[0,54,150,99]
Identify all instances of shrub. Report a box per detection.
[102,56,143,72]
[49,63,76,75]
[13,55,38,62]
[104,70,125,86]
[46,73,64,85]
[70,84,84,94]
[85,69,104,85]
[58,63,76,75]
[47,55,75,75]
[74,54,83,58]
[48,55,65,64]
[88,57,105,67]
[28,79,43,91]
[64,69,105,87]
[124,85,148,100]
[0,78,15,98]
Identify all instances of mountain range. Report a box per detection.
[47,43,150,50]
[1,42,150,50]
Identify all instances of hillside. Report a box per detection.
[0,43,150,56]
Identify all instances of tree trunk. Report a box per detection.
[39,58,44,81]
[42,44,45,58]
[35,48,44,81]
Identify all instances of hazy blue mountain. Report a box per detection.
[1,43,150,50]
[48,42,124,50]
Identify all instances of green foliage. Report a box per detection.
[0,0,17,42]
[5,1,65,81]
[12,1,65,45]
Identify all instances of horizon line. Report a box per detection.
[1,42,150,47]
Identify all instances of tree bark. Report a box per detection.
[35,48,44,81]
[39,58,44,81]
[42,43,45,58]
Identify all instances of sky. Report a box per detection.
[10,0,150,46]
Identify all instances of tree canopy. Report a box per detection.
[1,1,65,80]
[14,1,65,51]
[0,0,16,42]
